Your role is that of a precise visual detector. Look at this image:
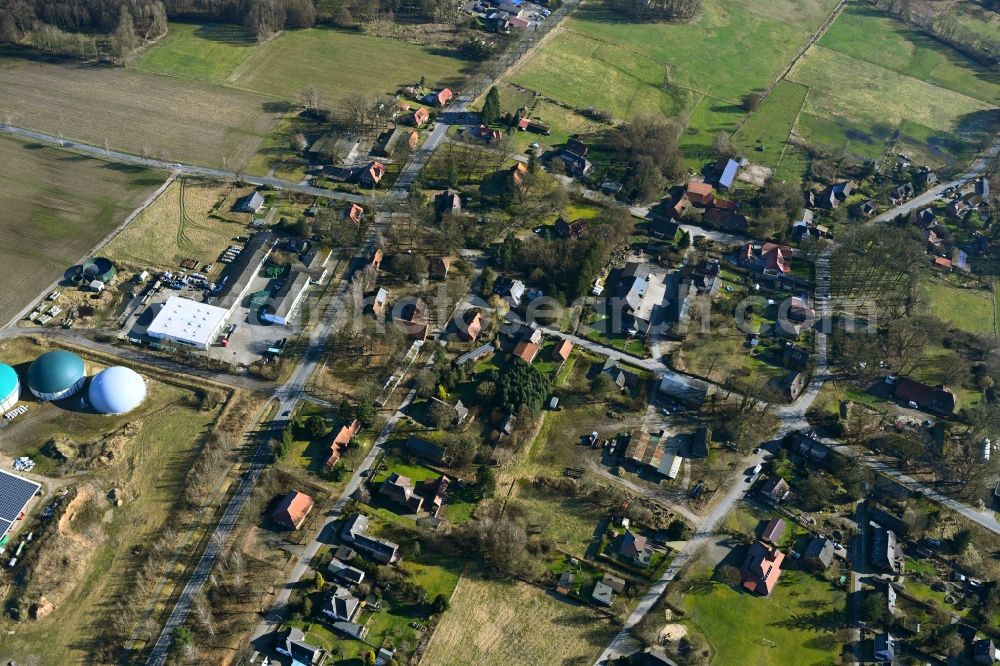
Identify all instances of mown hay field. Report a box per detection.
[225,28,471,103]
[0,136,164,325]
[0,56,282,168]
[817,3,1000,106]
[131,22,258,83]
[511,30,698,120]
[421,576,615,666]
[789,46,995,136]
[552,0,836,103]
[102,178,252,271]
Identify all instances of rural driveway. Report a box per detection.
[2,124,371,204]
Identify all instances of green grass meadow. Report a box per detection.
[511,30,698,120]
[732,81,807,168]
[226,28,470,103]
[919,279,997,336]
[818,4,1000,106]
[561,1,835,103]
[510,0,994,178]
[681,566,845,665]
[131,22,258,83]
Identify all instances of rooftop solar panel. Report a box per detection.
[0,470,40,534]
[0,518,11,538]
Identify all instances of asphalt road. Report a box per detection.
[144,245,357,665]
[871,136,1000,224]
[143,89,479,663]
[2,124,370,204]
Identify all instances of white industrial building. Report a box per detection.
[147,296,229,350]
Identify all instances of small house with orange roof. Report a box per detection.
[272,490,315,530]
[412,107,429,126]
[345,203,364,225]
[552,339,573,362]
[671,196,691,219]
[513,340,540,363]
[510,161,527,189]
[324,419,361,468]
[685,181,714,206]
[359,161,386,187]
[461,311,483,342]
[741,541,784,595]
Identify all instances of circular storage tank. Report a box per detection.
[82,257,117,283]
[0,363,19,412]
[88,366,146,415]
[27,350,86,401]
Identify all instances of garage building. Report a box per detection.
[147,296,229,350]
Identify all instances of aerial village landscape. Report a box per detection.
[0,0,998,664]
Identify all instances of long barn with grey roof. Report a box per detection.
[210,232,276,313]
[262,270,311,326]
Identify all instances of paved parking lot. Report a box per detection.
[126,275,303,367]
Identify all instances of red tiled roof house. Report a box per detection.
[272,490,315,530]
[741,541,784,595]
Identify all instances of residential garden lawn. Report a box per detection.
[131,22,258,83]
[0,136,163,324]
[903,581,968,617]
[773,143,812,184]
[226,28,469,104]
[585,314,648,357]
[732,81,807,169]
[511,481,605,556]
[510,30,698,120]
[560,0,835,103]
[421,576,616,666]
[918,278,996,336]
[0,53,281,169]
[905,556,937,577]
[680,565,845,665]
[402,557,462,599]
[370,454,442,485]
[912,344,982,410]
[808,380,887,421]
[894,119,978,170]
[245,111,317,180]
[102,178,252,272]
[817,3,1000,106]
[512,100,609,154]
[789,46,995,141]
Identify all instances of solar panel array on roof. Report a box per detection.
[0,470,40,538]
